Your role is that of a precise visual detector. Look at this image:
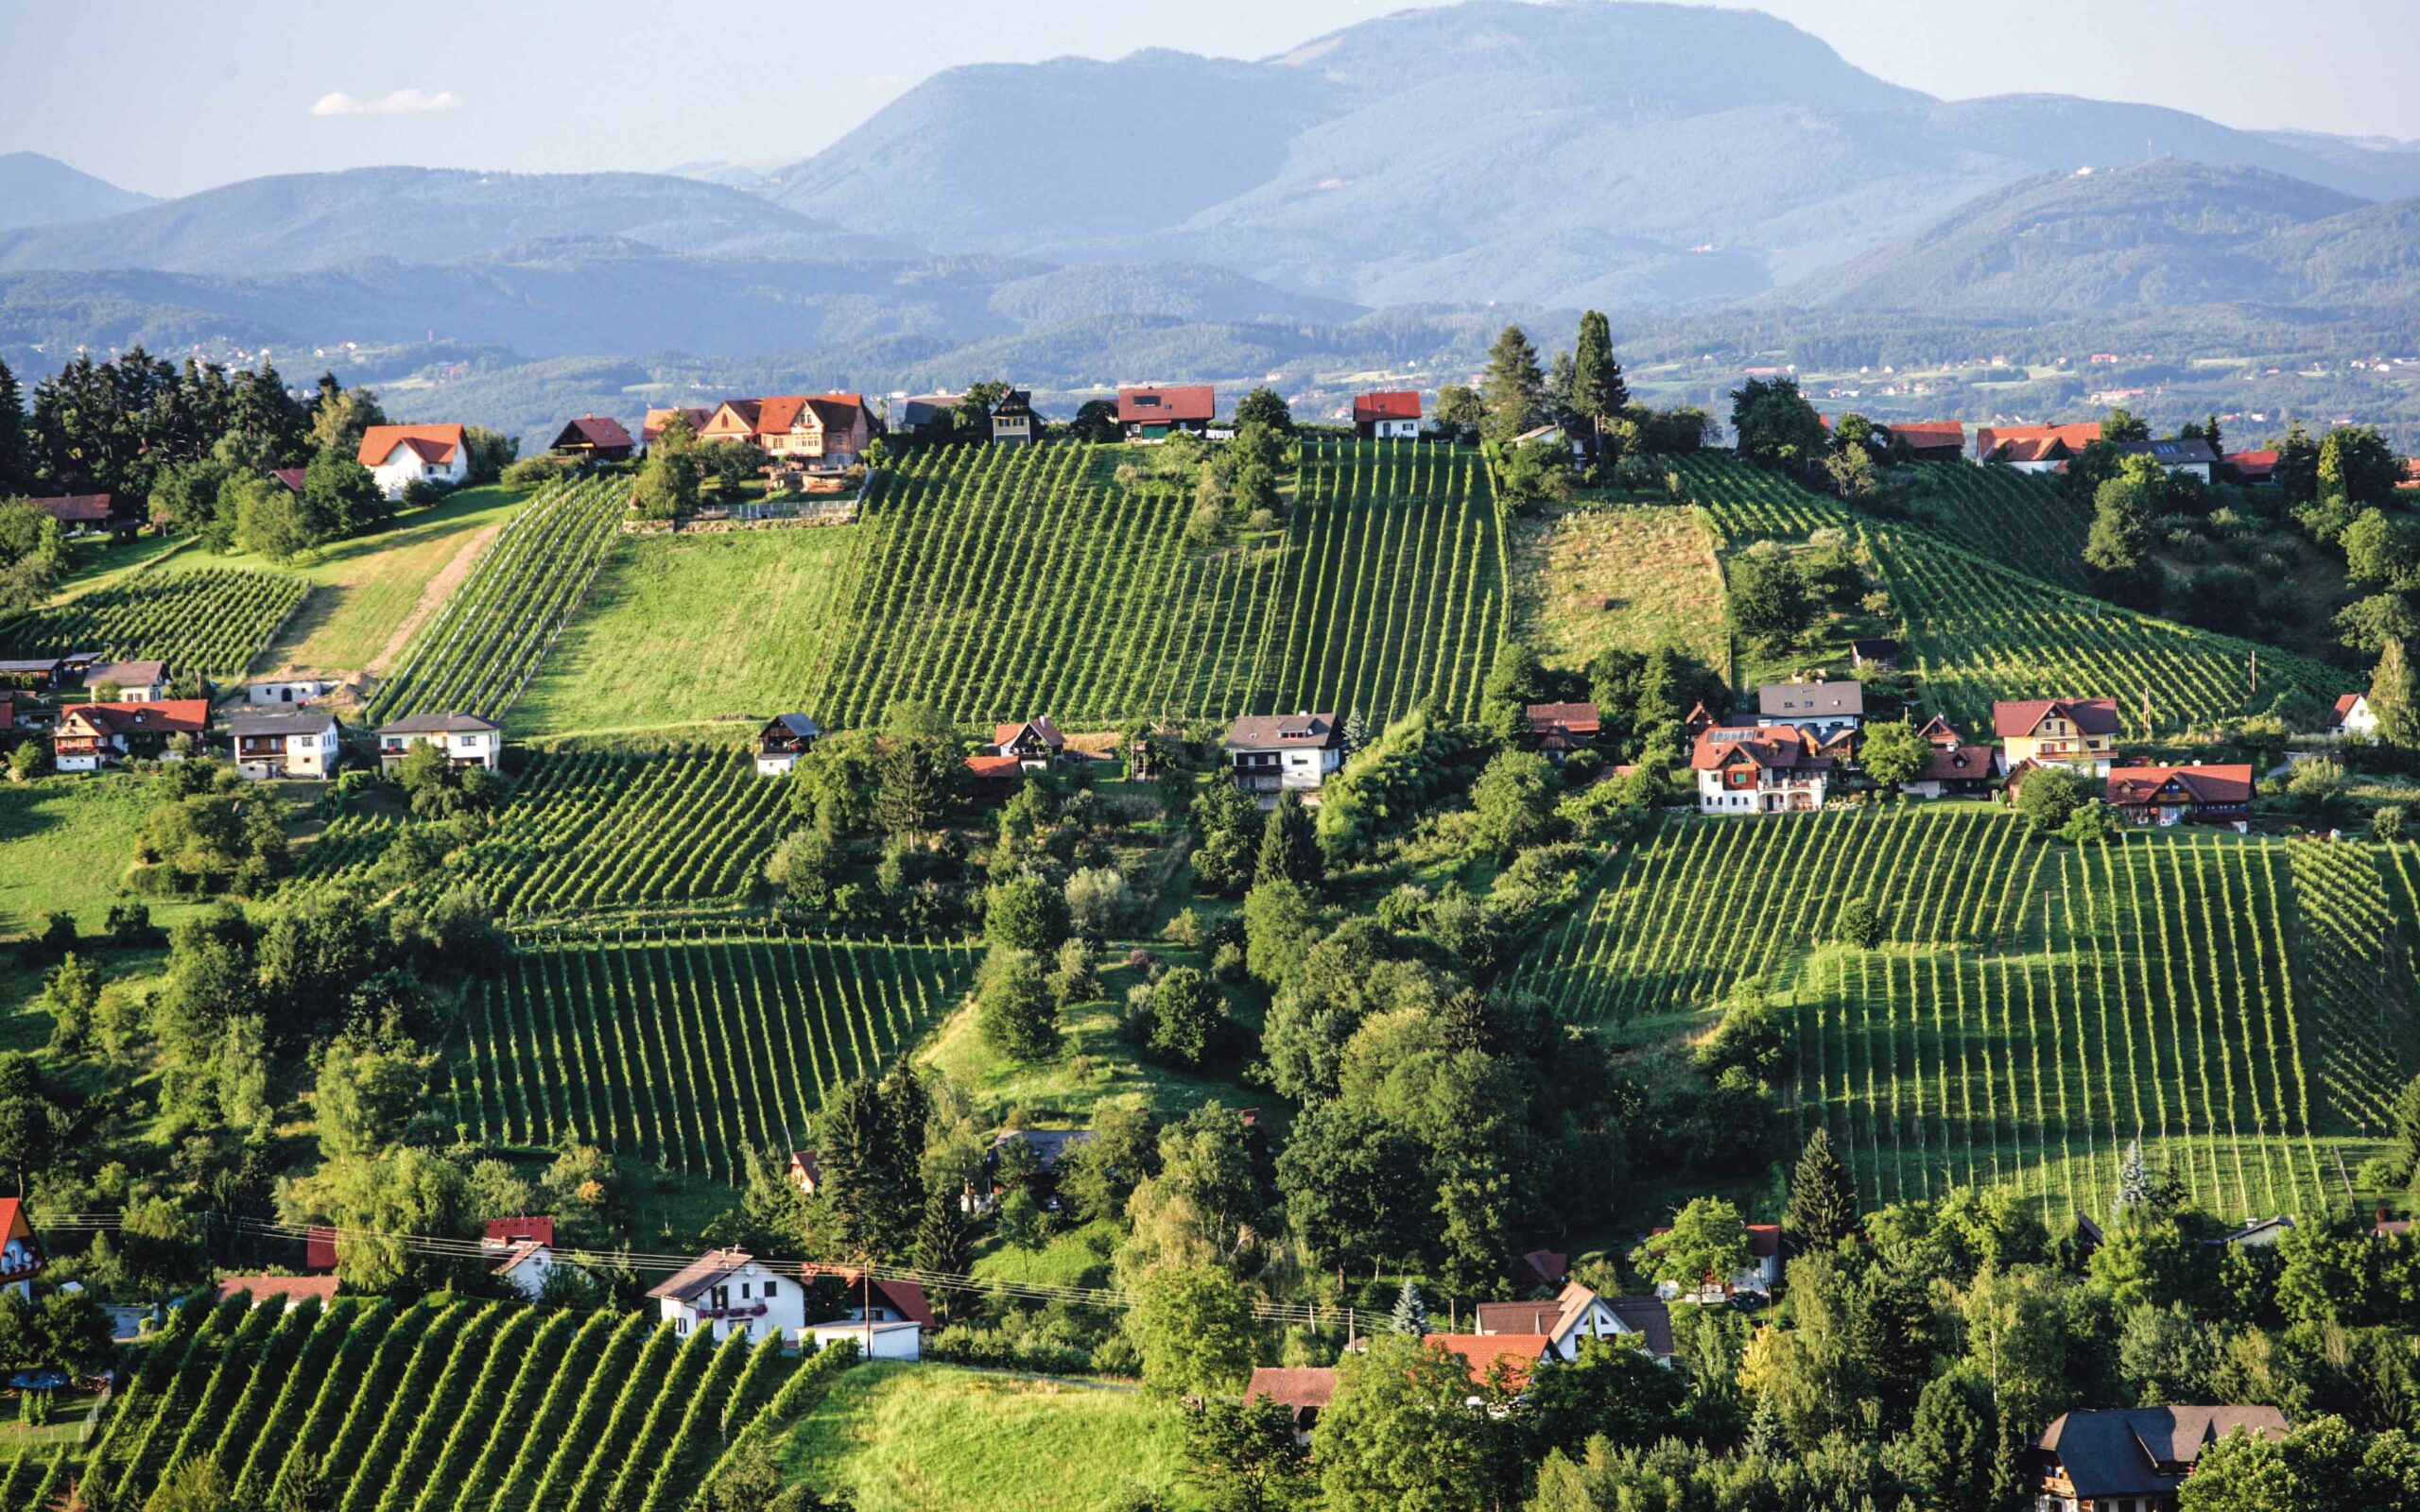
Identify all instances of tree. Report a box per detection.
[873,701,961,835]
[1729,377,1825,472]
[1567,312,1629,458]
[2058,799,2121,846]
[2273,422,2322,506]
[2374,637,2420,749]
[231,477,314,561]
[1906,1368,1997,1512]
[301,449,386,539]
[1787,1127,1858,1251]
[1123,1261,1256,1395]
[2321,425,2404,508]
[1433,386,1484,438]
[313,1031,431,1164]
[1276,1102,1426,1279]
[1519,1335,1686,1461]
[322,1144,472,1292]
[2085,455,2167,574]
[816,1075,910,1259]
[1727,543,1810,651]
[1148,967,1225,1067]
[1858,719,1927,794]
[0,360,26,496]
[1389,1280,1429,1335]
[1234,387,1293,437]
[974,945,1057,1062]
[1823,444,1879,502]
[985,873,1069,954]
[1185,1396,1311,1512]
[1634,1195,1751,1297]
[1315,1334,1501,1512]
[1468,749,1557,857]
[2013,766,2090,834]
[631,445,701,521]
[306,372,386,456]
[1480,326,1546,444]
[2100,408,2151,444]
[1254,792,1322,887]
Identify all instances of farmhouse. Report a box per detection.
[2223,449,2278,484]
[1353,390,1423,440]
[697,400,762,445]
[1527,702,1599,762]
[703,394,879,468]
[649,1248,799,1343]
[357,423,469,500]
[85,659,167,701]
[963,753,1022,799]
[1424,1332,1553,1395]
[2330,692,2378,740]
[53,698,211,772]
[1994,697,2119,775]
[786,1149,822,1196]
[229,709,341,782]
[1691,725,1832,815]
[373,712,502,772]
[245,677,336,706]
[0,660,61,692]
[990,389,1039,447]
[1877,421,1964,460]
[1244,1367,1336,1444]
[30,492,139,539]
[641,407,711,446]
[1975,421,2103,473]
[993,716,1066,770]
[2118,436,2218,481]
[1900,715,1996,799]
[2103,763,2254,829]
[756,713,824,776]
[482,1217,557,1299]
[2027,1406,2286,1511]
[1473,1281,1675,1366]
[1225,713,1345,800]
[1756,679,1862,730]
[548,415,635,465]
[1117,385,1217,441]
[0,1199,43,1300]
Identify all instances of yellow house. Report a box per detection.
[1994,697,2119,775]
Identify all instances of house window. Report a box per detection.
[764,1280,777,1298]
[740,1281,752,1299]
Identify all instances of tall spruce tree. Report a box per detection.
[1254,791,1322,887]
[1388,1279,1429,1335]
[1480,324,1546,443]
[1567,310,1630,455]
[1786,1127,1858,1250]
[818,1076,908,1258]
[0,359,26,496]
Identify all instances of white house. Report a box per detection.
[1651,1223,1783,1303]
[1352,391,1423,440]
[1691,726,1833,816]
[85,660,167,702]
[230,710,340,782]
[648,1249,804,1344]
[803,1267,933,1361]
[356,423,470,500]
[373,712,502,771]
[2118,436,2218,482]
[484,1216,556,1300]
[1473,1282,1675,1366]
[0,1199,43,1302]
[2331,693,2380,742]
[1224,713,1345,803]
[245,678,337,707]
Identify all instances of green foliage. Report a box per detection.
[1858,719,1928,792]
[977,945,1060,1063]
[1146,966,1225,1068]
[2014,765,2090,833]
[1481,325,1547,443]
[1726,542,1811,652]
[1787,1127,1858,1251]
[1315,1333,1504,1512]
[1729,376,1825,472]
[1122,1263,1255,1396]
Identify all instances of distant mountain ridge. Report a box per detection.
[0,153,155,232]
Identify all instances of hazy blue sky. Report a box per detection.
[3,0,2413,197]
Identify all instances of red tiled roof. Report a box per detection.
[1745,1223,1781,1258]
[1885,421,1964,448]
[798,1264,937,1328]
[57,698,211,740]
[2224,449,2278,480]
[1527,702,1600,735]
[29,494,115,524]
[1690,726,1824,772]
[641,407,711,442]
[1977,422,2104,459]
[1425,1332,1550,1390]
[2104,764,2254,809]
[1353,390,1421,423]
[356,423,465,469]
[1246,1366,1337,1410]
[271,469,310,495]
[559,415,633,450]
[2337,693,2365,717]
[217,1276,339,1305]
[481,1216,554,1247]
[994,717,1066,750]
[1992,697,2119,740]
[1915,744,1996,782]
[1118,386,1217,424]
[966,755,1022,779]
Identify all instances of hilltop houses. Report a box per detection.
[1900,715,1996,799]
[756,713,824,776]
[230,709,341,782]
[991,717,1066,771]
[642,407,711,447]
[53,698,211,772]
[373,712,502,772]
[1876,421,1964,460]
[30,492,139,539]
[1995,697,2119,776]
[357,423,469,499]
[1691,725,1833,815]
[990,389,1040,447]
[1473,1280,1675,1366]
[2104,763,2255,829]
[2119,436,2218,480]
[700,394,878,470]
[1118,385,1217,441]
[1975,421,2103,473]
[1353,390,1423,440]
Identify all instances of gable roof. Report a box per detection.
[641,406,711,443]
[271,468,310,495]
[1881,421,1964,449]
[356,423,465,469]
[994,716,1066,750]
[482,1216,555,1247]
[1117,386,1216,424]
[646,1248,766,1302]
[374,711,500,735]
[1756,680,1863,719]
[32,493,125,524]
[2035,1406,2288,1497]
[1513,1248,1568,1291]
[767,713,823,740]
[795,1264,936,1328]
[2104,764,2254,809]
[1353,390,1422,422]
[965,754,1022,781]
[2334,692,2367,718]
[1425,1332,1551,1390]
[2224,449,2279,479]
[58,698,210,739]
[1245,1366,1337,1411]
[229,710,339,738]
[1691,726,1824,772]
[553,415,633,450]
[2119,437,2219,467]
[1226,713,1341,750]
[86,659,165,687]
[1992,696,2120,739]
[1977,421,2105,459]
[1527,702,1599,734]
[1914,743,1996,783]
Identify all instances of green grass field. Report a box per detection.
[784,1364,1186,1512]
[1512,807,2412,1220]
[511,527,863,739]
[0,776,202,940]
[1508,500,1729,678]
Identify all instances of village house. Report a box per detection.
[1691,725,1832,815]
[216,1276,340,1312]
[373,712,502,772]
[897,393,963,437]
[701,394,879,469]
[482,1217,556,1300]
[1513,1248,1569,1293]
[84,659,167,701]
[1352,390,1423,440]
[1117,385,1217,441]
[1995,697,2119,775]
[786,1149,821,1197]
[970,1126,1097,1212]
[29,493,139,540]
[650,1250,802,1344]
[963,753,1022,800]
[1423,1332,1553,1400]
[0,660,61,692]
[1526,702,1599,763]
[990,389,1040,447]
[641,407,711,447]
[1650,1222,1783,1302]
[2027,1405,2287,1512]
[548,415,635,465]
[992,716,1067,771]
[2223,449,2278,485]
[2330,692,2379,741]
[697,400,762,445]
[1244,1367,1336,1446]
[53,698,211,772]
[1756,679,1863,729]
[230,709,341,782]
[1974,422,2105,474]
[1900,715,1998,799]
[1473,1280,1676,1366]
[245,677,337,707]
[802,1267,933,1361]
[2118,437,2218,481]
[2103,763,2255,829]
[0,1200,42,1301]
[356,423,469,500]
[1225,713,1346,801]
[1876,421,1964,460]
[756,713,824,776]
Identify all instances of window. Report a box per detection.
[764,1280,777,1298]
[740,1281,752,1299]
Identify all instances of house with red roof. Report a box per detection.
[217,1275,339,1311]
[52,698,212,773]
[641,407,712,446]
[2104,763,2255,829]
[1245,1366,1336,1444]
[1994,697,2120,776]
[548,415,634,465]
[1974,421,2106,473]
[992,716,1067,770]
[1527,703,1599,762]
[1899,715,1998,799]
[1878,421,1964,461]
[357,423,469,499]
[2223,449,2278,485]
[1473,1280,1675,1366]
[2330,692,2379,742]
[1352,390,1423,440]
[1424,1332,1553,1396]
[696,394,876,469]
[0,1199,42,1300]
[1691,725,1833,815]
[29,493,140,540]
[1117,385,1217,441]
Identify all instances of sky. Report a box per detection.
[3,0,2416,198]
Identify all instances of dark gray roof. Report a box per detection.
[1225,713,1341,750]
[2119,437,2220,467]
[1755,680,1863,718]
[768,713,823,738]
[1604,1297,1675,1361]
[991,1127,1095,1171]
[87,659,165,684]
[375,712,500,735]
[229,710,339,737]
[0,660,61,675]
[2034,1407,2287,1497]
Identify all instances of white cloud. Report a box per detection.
[310,88,460,118]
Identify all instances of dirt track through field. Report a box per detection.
[366,521,503,676]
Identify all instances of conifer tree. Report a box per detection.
[1568,310,1630,455]
[1254,791,1322,887]
[2373,636,2420,749]
[1786,1127,1858,1250]
[1388,1279,1429,1335]
[1480,325,1546,443]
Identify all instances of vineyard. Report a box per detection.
[0,569,306,676]
[79,1293,856,1512]
[1903,462,2094,590]
[363,476,624,725]
[1512,808,2414,1218]
[443,929,978,1178]
[806,439,1505,729]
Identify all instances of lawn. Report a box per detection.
[1507,500,1729,678]
[510,527,865,740]
[783,1363,1188,1512]
[156,483,532,675]
[0,775,200,941]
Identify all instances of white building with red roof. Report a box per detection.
[0,1199,42,1300]
[1352,390,1423,440]
[1691,725,1833,815]
[2104,763,2255,830]
[357,423,468,499]
[2331,692,2378,742]
[1117,385,1217,441]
